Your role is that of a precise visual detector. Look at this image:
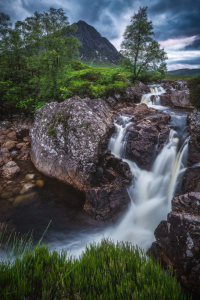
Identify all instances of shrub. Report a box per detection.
[187,76,200,108]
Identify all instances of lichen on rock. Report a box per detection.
[30,96,113,191]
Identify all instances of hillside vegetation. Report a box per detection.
[165,74,191,81]
[167,68,200,77]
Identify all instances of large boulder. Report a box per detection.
[149,192,200,296]
[30,97,113,191]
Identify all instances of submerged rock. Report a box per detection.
[30,97,113,191]
[20,183,35,194]
[149,192,200,296]
[25,174,35,182]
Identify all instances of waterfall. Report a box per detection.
[141,85,165,105]
[108,116,133,158]
[107,114,189,251]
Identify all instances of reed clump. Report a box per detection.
[0,229,190,300]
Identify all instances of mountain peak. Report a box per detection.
[72,20,122,65]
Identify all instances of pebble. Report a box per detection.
[25,174,35,182]
[0,191,13,199]
[16,143,25,149]
[3,141,16,150]
[12,187,22,194]
[36,180,44,187]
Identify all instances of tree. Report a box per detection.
[23,7,80,107]
[120,7,167,80]
[0,8,80,113]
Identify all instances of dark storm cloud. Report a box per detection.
[1,0,200,68]
[148,0,200,41]
[168,58,200,65]
[1,0,199,41]
[0,0,134,40]
[184,36,200,50]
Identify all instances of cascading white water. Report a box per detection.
[107,115,189,251]
[108,116,132,158]
[141,85,165,105]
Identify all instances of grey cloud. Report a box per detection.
[168,58,200,65]
[184,36,200,50]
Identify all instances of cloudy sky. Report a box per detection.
[1,0,200,70]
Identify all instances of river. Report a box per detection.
[0,85,192,257]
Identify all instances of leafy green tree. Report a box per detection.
[0,13,30,111]
[0,8,80,113]
[120,7,167,80]
[23,7,80,108]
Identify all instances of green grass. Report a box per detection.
[62,61,132,100]
[0,223,190,300]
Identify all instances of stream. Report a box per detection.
[1,85,192,257]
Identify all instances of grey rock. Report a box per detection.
[30,96,113,191]
[149,192,200,295]
[1,161,20,179]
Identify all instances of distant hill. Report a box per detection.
[167,69,200,77]
[72,20,123,65]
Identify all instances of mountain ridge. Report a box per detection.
[167,68,200,77]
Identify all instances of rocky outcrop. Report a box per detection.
[149,192,200,296]
[187,109,200,165]
[30,96,113,191]
[84,149,132,222]
[157,80,193,108]
[105,82,150,108]
[181,167,200,194]
[159,89,192,108]
[122,104,170,170]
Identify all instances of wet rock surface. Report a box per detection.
[120,104,171,170]
[156,80,193,108]
[84,149,132,222]
[149,192,200,296]
[187,109,200,165]
[181,167,200,194]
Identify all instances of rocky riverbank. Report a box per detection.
[0,80,199,296]
[149,108,200,296]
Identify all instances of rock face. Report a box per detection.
[73,20,123,65]
[30,96,113,191]
[158,80,193,108]
[150,192,200,296]
[181,167,200,194]
[123,104,170,170]
[187,109,200,166]
[84,149,132,222]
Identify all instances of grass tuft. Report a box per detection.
[0,224,191,300]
